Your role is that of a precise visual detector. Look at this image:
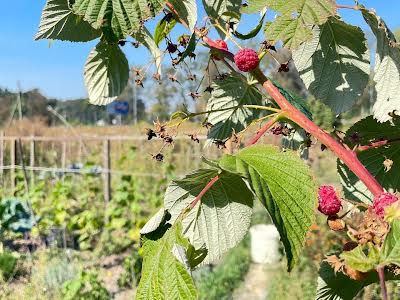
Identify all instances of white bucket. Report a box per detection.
[249,224,281,264]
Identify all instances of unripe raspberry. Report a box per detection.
[234,48,259,72]
[372,192,399,218]
[211,40,228,61]
[327,215,345,231]
[318,185,342,216]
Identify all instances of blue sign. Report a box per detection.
[107,101,129,115]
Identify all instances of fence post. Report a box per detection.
[61,141,67,179]
[102,139,111,222]
[0,131,4,184]
[10,138,16,192]
[30,136,35,187]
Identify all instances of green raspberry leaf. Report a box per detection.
[207,75,263,141]
[154,15,177,47]
[293,17,370,114]
[340,245,380,273]
[202,0,241,38]
[84,41,129,105]
[338,116,400,203]
[381,219,400,267]
[164,169,254,265]
[262,0,336,49]
[35,0,101,42]
[361,8,400,122]
[219,145,317,270]
[169,0,197,31]
[72,0,165,37]
[134,27,163,75]
[316,261,400,300]
[136,224,197,300]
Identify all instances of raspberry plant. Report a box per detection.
[36,0,400,299]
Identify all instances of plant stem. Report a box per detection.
[356,138,400,152]
[251,68,384,197]
[377,266,389,300]
[336,4,359,10]
[242,105,281,113]
[189,175,220,209]
[246,113,283,146]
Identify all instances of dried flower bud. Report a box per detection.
[145,128,157,141]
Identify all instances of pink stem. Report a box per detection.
[356,138,400,152]
[189,175,220,209]
[246,114,282,146]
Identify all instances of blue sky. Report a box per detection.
[0,1,399,100]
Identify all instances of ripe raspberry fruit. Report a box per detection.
[372,192,399,218]
[211,40,228,61]
[234,48,259,72]
[318,185,342,216]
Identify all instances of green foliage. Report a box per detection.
[271,80,313,120]
[338,116,400,202]
[0,251,18,281]
[258,0,336,49]
[136,224,197,300]
[140,208,166,235]
[219,145,317,270]
[177,33,196,63]
[117,250,143,288]
[154,15,177,46]
[232,12,265,40]
[35,0,101,42]
[361,8,400,122]
[195,237,251,300]
[165,168,253,265]
[207,75,263,140]
[202,0,241,38]
[62,269,110,300]
[71,0,165,37]
[307,98,335,131]
[293,17,370,114]
[84,42,129,105]
[0,198,36,234]
[340,245,380,273]
[100,174,145,254]
[34,1,400,298]
[381,219,400,267]
[316,261,400,300]
[267,256,318,300]
[134,27,163,75]
[169,0,197,31]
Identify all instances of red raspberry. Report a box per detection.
[212,40,228,61]
[372,192,399,218]
[234,48,259,72]
[318,185,342,216]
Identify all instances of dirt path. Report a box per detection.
[233,263,280,300]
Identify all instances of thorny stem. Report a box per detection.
[377,266,389,300]
[251,68,384,197]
